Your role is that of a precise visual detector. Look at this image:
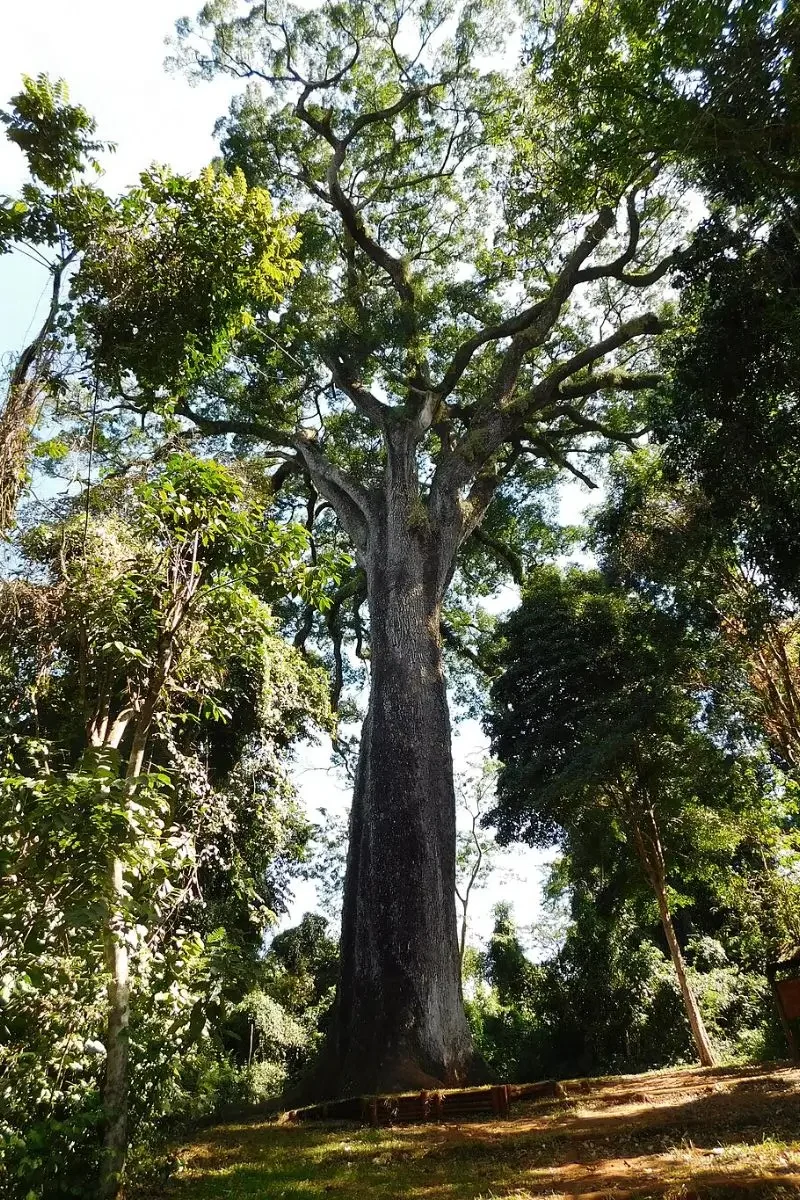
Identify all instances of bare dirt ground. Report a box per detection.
[152,1062,800,1199]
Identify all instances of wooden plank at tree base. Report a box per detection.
[777,978,800,1021]
[285,1085,515,1126]
[513,1080,560,1100]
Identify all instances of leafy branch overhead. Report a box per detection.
[167,0,687,573]
[73,166,302,400]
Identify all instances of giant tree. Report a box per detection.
[160,0,726,1093]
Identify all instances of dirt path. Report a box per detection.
[150,1063,800,1199]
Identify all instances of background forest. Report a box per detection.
[1,1,800,1197]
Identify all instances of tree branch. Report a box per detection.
[436,206,616,400]
[326,141,415,310]
[433,311,664,521]
[342,83,442,148]
[582,251,686,288]
[294,434,374,557]
[575,185,690,288]
[293,82,444,314]
[546,405,647,447]
[524,437,598,489]
[536,313,665,397]
[441,619,484,670]
[555,370,661,402]
[267,455,304,493]
[175,402,296,449]
[467,527,524,585]
[326,357,393,429]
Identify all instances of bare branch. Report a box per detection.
[343,83,441,149]
[293,81,446,312]
[587,252,687,288]
[441,619,483,670]
[467,527,524,585]
[547,404,647,446]
[267,455,305,493]
[175,402,296,449]
[326,140,415,309]
[441,314,663,503]
[578,192,689,288]
[525,437,598,489]
[537,312,665,397]
[577,190,642,283]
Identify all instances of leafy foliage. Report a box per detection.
[162,0,692,647]
[72,166,300,399]
[484,564,799,1066]
[659,217,800,606]
[0,457,333,1197]
[486,567,736,847]
[467,895,788,1082]
[4,0,800,1184]
[0,73,109,191]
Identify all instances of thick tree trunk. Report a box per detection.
[328,513,474,1094]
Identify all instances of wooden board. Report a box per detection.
[284,1084,514,1127]
[776,977,800,1021]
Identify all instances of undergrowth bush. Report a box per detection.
[466,911,786,1083]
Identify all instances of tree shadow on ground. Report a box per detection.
[149,1064,800,1200]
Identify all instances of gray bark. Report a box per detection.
[314,427,474,1094]
[99,686,164,1198]
[99,856,130,1200]
[333,543,471,1091]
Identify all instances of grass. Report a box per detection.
[137,1063,800,1199]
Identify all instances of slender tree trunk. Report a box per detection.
[654,883,716,1068]
[0,255,73,533]
[96,574,192,1195]
[458,904,468,969]
[99,714,153,1198]
[456,821,483,969]
[630,813,716,1068]
[99,855,131,1200]
[327,484,474,1094]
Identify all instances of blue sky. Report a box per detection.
[0,1,571,948]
